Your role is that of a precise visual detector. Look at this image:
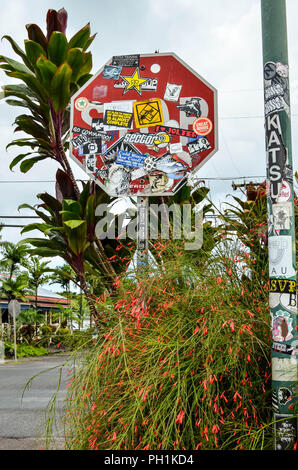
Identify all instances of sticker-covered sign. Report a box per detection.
[70,53,218,197]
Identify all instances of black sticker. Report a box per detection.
[155,125,197,139]
[72,124,112,142]
[187,137,211,156]
[269,279,296,293]
[112,54,140,68]
[274,414,297,450]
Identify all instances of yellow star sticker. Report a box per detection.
[121,68,149,95]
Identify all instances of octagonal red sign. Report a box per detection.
[70,52,218,197]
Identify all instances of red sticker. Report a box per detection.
[193,117,213,136]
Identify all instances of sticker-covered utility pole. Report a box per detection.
[261,0,297,450]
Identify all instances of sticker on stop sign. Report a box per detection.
[193,117,213,136]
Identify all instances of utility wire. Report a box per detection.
[0,176,266,184]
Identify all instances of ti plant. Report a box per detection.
[18,169,131,326]
[0,7,95,193]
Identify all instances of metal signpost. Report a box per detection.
[8,299,20,361]
[261,0,297,450]
[70,52,218,268]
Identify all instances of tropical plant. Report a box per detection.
[18,172,118,325]
[0,7,95,192]
[25,256,51,309]
[1,273,29,302]
[0,241,29,279]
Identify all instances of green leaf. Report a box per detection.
[36,55,57,89]
[83,33,97,52]
[14,115,49,141]
[0,55,33,75]
[18,203,36,211]
[63,219,86,229]
[66,48,84,82]
[68,23,91,50]
[3,83,36,98]
[21,223,50,234]
[80,51,92,76]
[50,63,72,112]
[48,31,68,66]
[9,152,35,171]
[6,71,48,102]
[19,155,48,173]
[6,138,39,150]
[2,35,34,71]
[24,40,47,67]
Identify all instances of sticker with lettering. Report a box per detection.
[116,150,146,169]
[103,109,133,129]
[112,54,140,67]
[268,235,295,277]
[269,279,296,294]
[155,125,197,139]
[193,117,213,136]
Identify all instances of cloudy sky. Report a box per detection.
[1,0,298,252]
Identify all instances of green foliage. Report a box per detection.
[4,341,48,358]
[61,245,273,451]
[52,327,71,347]
[0,8,95,173]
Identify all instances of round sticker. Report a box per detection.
[193,117,213,136]
[75,97,89,111]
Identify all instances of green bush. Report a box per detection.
[39,325,53,347]
[52,327,71,347]
[4,341,48,358]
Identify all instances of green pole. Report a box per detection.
[261,0,297,450]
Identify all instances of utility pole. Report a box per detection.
[261,0,297,450]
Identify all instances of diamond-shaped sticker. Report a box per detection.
[133,99,164,128]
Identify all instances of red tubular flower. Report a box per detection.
[176,409,185,424]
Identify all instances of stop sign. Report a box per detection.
[70,53,218,197]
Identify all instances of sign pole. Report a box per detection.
[261,0,297,450]
[8,299,20,361]
[13,305,17,361]
[136,196,148,270]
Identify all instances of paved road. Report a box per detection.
[0,353,72,450]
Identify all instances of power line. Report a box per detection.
[0,176,266,184]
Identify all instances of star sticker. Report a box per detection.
[120,68,149,95]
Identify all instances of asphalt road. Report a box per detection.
[0,353,72,450]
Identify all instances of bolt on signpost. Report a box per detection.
[70,53,217,270]
[261,0,298,450]
[8,299,20,361]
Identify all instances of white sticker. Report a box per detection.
[86,155,97,173]
[272,357,298,381]
[164,83,182,102]
[169,142,183,154]
[277,180,291,202]
[272,202,292,230]
[268,235,295,277]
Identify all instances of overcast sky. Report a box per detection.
[1,0,298,253]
